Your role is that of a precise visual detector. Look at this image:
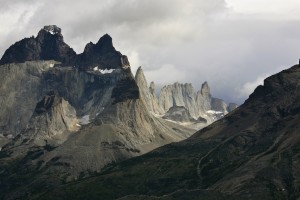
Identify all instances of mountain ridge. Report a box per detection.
[0,25,129,70]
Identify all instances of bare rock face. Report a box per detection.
[24,91,79,146]
[158,81,235,125]
[1,90,79,167]
[134,67,221,130]
[0,61,138,137]
[163,106,199,123]
[159,82,198,117]
[196,81,212,112]
[211,98,228,114]
[135,67,163,114]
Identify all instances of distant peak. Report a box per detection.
[201,81,209,89]
[202,81,208,86]
[103,33,112,39]
[42,25,61,35]
[97,34,113,46]
[135,66,146,81]
[201,81,210,96]
[137,66,143,72]
[135,66,149,91]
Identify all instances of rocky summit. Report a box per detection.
[0,25,77,66]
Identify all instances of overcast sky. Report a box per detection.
[1,0,300,104]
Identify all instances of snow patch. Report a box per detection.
[79,115,90,125]
[49,64,54,68]
[43,25,59,35]
[7,134,13,139]
[100,69,114,74]
[93,67,115,74]
[206,110,224,115]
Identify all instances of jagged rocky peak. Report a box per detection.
[83,34,114,54]
[36,25,63,41]
[200,81,211,96]
[135,66,147,87]
[0,25,130,70]
[135,66,163,114]
[41,25,62,35]
[0,25,76,65]
[78,33,129,70]
[95,33,115,52]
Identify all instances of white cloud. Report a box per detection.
[237,75,267,99]
[144,64,187,86]
[1,0,300,104]
[226,0,300,19]
[127,51,141,74]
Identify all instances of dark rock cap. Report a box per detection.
[0,26,130,70]
[0,25,76,65]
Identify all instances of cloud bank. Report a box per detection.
[1,0,300,104]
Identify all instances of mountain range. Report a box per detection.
[3,25,291,200]
[16,57,300,200]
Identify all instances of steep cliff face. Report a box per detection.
[159,82,198,118]
[211,98,228,113]
[0,61,135,136]
[158,81,235,125]
[23,91,79,146]
[196,81,212,112]
[135,67,163,114]
[3,91,79,158]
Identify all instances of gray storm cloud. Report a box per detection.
[0,0,300,104]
